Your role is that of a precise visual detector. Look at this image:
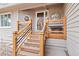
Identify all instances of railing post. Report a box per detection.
[13,31,17,56]
[63,16,67,40]
[46,20,49,38]
[40,32,44,56]
[30,19,32,34]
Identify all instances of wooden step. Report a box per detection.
[48,34,64,39]
[17,51,40,56]
[30,36,40,39]
[32,32,42,35]
[28,39,40,43]
[30,34,40,38]
[29,38,40,41]
[21,46,39,54]
[24,42,40,47]
[29,35,40,40]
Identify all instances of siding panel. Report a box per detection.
[65,3,79,56]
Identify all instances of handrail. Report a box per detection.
[13,20,32,56]
[63,16,67,40]
[39,32,44,56]
[17,20,30,31]
[31,16,66,55]
[48,19,64,23]
[17,20,31,35]
[48,31,64,33]
[13,16,66,56]
[46,16,67,39]
[39,20,47,56]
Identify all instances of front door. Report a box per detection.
[36,11,48,32]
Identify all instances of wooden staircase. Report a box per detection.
[13,20,46,56]
[17,33,40,56]
[13,16,66,56]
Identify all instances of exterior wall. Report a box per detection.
[64,3,79,55]
[0,11,18,40]
[19,4,64,32]
[0,4,65,43]
[18,9,36,31]
[0,3,65,39]
[0,10,18,54]
[48,4,64,19]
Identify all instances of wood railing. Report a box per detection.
[13,16,66,56]
[63,16,67,40]
[46,16,67,39]
[40,32,44,56]
[34,20,47,56]
[13,20,32,56]
[17,20,30,31]
[39,17,67,55]
[39,20,48,56]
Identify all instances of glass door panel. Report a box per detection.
[37,12,44,31]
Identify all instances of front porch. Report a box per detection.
[6,15,66,56]
[0,3,78,56]
[0,3,66,56]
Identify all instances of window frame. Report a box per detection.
[0,12,12,28]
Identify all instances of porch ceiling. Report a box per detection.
[0,3,54,12]
[0,3,19,9]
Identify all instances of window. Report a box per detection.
[0,13,11,28]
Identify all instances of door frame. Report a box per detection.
[35,10,49,31]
